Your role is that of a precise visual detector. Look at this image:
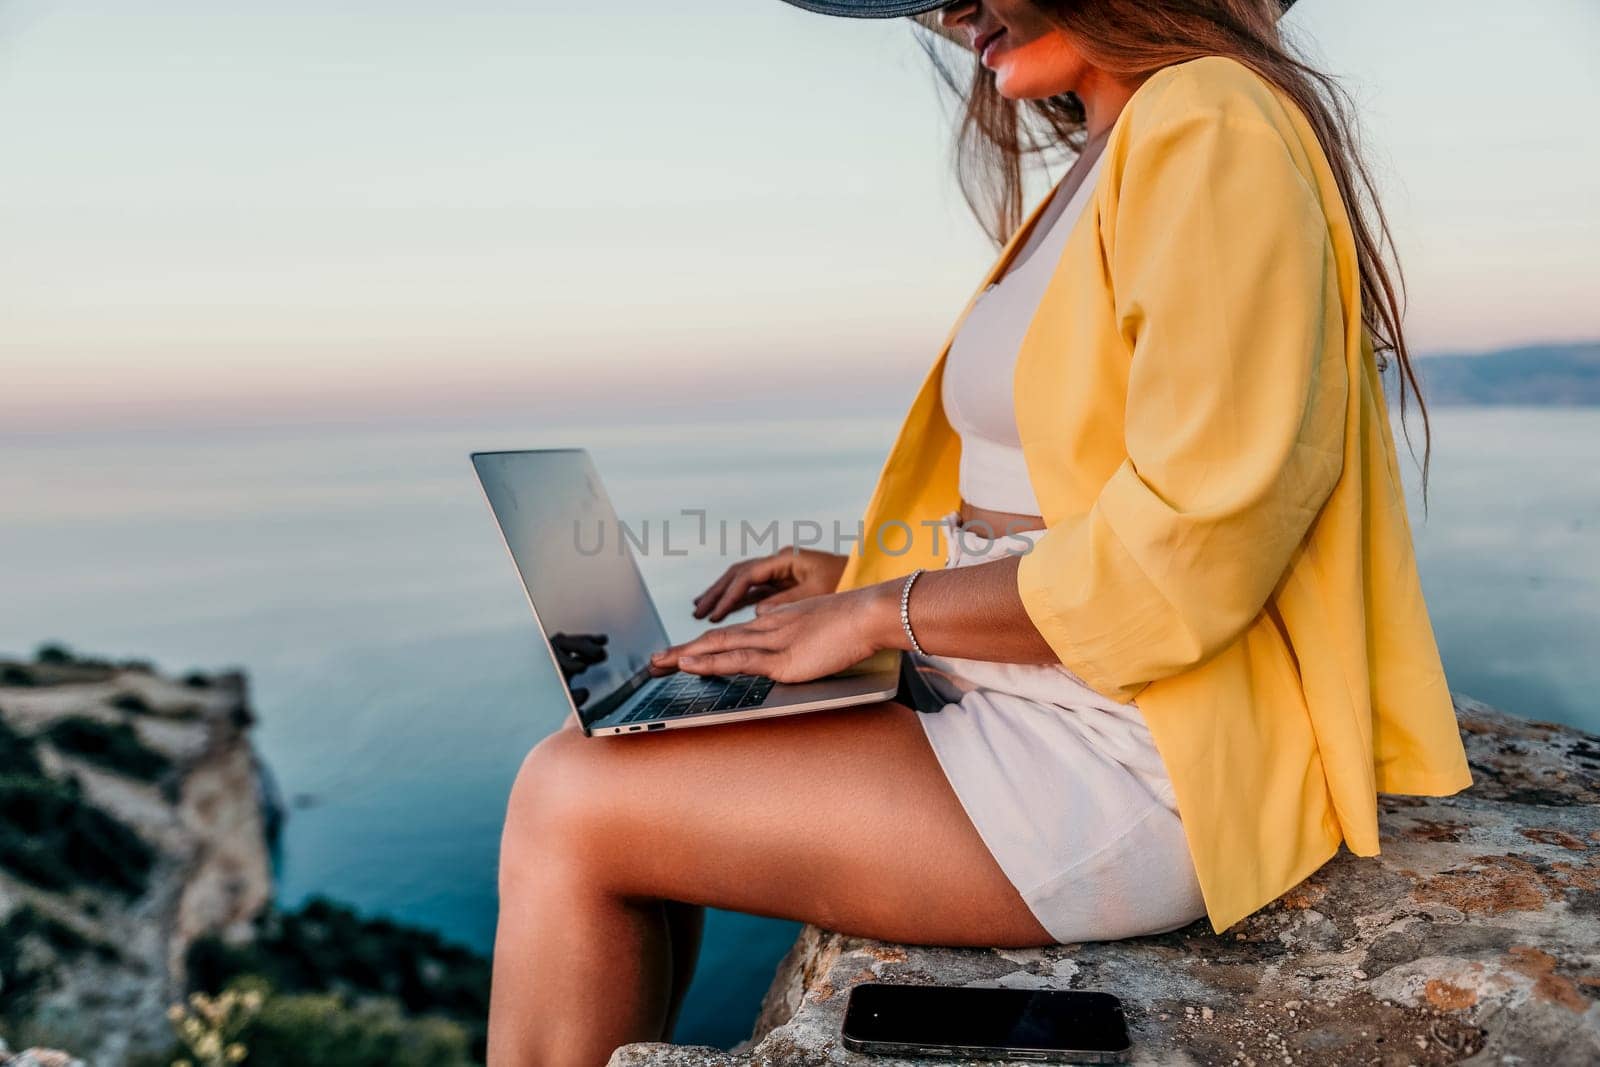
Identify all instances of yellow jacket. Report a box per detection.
[836,55,1473,933]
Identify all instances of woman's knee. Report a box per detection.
[501,723,614,884]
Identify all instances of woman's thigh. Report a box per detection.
[507,700,1054,948]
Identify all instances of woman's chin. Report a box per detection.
[992,66,1061,102]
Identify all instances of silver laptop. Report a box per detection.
[472,449,901,737]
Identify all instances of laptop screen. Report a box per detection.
[472,450,670,726]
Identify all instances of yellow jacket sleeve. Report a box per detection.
[1016,103,1349,705]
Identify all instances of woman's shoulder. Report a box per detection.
[1119,55,1299,137]
[1093,54,1342,245]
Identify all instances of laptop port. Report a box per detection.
[647,722,666,731]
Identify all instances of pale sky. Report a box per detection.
[1,0,1596,431]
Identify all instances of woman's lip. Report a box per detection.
[979,29,1006,66]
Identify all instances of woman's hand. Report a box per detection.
[654,584,898,684]
[691,547,848,622]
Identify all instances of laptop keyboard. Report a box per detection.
[619,673,776,723]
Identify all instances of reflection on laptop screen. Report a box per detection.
[472,450,670,726]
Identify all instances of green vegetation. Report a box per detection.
[0,904,121,1019]
[0,773,155,897]
[133,976,476,1067]
[252,975,475,1067]
[0,716,157,902]
[0,664,37,686]
[160,987,260,1067]
[108,690,152,713]
[0,714,43,777]
[43,716,171,781]
[243,989,475,1067]
[4,644,156,690]
[3,646,483,1064]
[187,897,490,1060]
[33,643,154,674]
[3,904,120,964]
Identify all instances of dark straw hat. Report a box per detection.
[779,0,1295,16]
[777,0,952,15]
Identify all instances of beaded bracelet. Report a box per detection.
[900,567,927,655]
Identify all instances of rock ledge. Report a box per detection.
[611,695,1600,1066]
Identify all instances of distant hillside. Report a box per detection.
[1384,340,1600,406]
[0,646,488,1067]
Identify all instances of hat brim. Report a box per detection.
[776,0,951,18]
[781,0,1296,17]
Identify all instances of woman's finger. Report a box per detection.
[707,556,789,622]
[650,616,791,671]
[692,561,748,618]
[694,555,787,619]
[649,627,735,670]
[657,621,787,665]
[678,648,782,679]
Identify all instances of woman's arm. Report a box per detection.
[886,554,1058,661]
[650,556,1054,684]
[659,80,1348,691]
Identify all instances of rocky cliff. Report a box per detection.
[0,652,275,1063]
[611,695,1600,1066]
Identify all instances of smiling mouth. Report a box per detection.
[976,28,1007,64]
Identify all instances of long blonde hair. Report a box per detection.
[914,0,1433,509]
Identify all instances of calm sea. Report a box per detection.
[1,407,1595,1048]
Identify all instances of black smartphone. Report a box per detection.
[840,982,1132,1063]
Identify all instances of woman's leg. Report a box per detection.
[486,700,1052,1067]
[660,900,704,1038]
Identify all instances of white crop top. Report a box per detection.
[942,150,1106,516]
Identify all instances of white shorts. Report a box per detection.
[903,513,1207,943]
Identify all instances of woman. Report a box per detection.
[487,2,1474,1063]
